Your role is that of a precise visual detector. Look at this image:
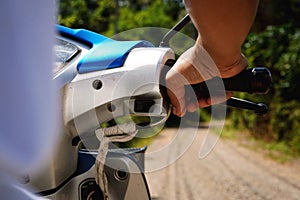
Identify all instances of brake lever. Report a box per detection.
[225,97,268,115]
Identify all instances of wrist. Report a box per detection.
[196,38,248,78]
[217,54,248,78]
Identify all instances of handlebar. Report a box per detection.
[161,59,272,115]
[189,67,272,98]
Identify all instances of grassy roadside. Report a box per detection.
[221,121,300,163]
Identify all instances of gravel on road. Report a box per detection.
[145,128,300,200]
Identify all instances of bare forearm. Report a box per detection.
[166,0,259,116]
[185,0,259,76]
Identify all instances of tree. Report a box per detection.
[58,0,115,33]
[58,0,185,35]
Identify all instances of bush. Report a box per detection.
[230,24,300,156]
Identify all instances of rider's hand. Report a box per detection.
[168,0,258,117]
[166,39,247,117]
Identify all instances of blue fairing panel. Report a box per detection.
[57,25,154,74]
[77,40,153,74]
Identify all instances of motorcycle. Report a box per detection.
[24,14,271,199]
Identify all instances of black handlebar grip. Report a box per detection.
[223,67,272,93]
[189,67,272,99]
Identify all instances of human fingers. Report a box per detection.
[197,91,234,108]
[167,86,187,117]
[186,101,199,113]
[165,68,187,117]
[165,54,205,117]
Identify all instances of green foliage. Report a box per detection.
[58,0,115,33]
[58,0,89,28]
[275,31,300,101]
[58,0,185,36]
[88,0,115,33]
[119,1,172,29]
[270,101,300,142]
[231,24,300,156]
[244,25,294,68]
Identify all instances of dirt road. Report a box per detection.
[145,128,300,200]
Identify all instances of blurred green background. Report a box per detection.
[58,0,300,159]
